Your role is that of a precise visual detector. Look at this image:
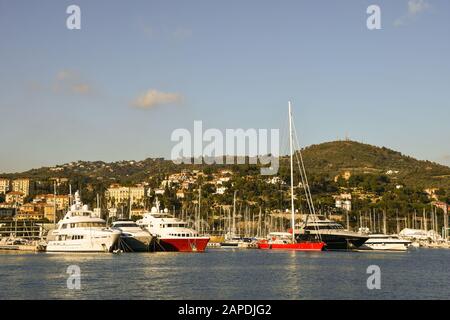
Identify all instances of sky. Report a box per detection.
[1,0,449,173]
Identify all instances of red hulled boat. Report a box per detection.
[257,232,325,251]
[137,198,209,252]
[257,102,325,252]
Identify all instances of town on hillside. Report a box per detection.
[1,162,449,235]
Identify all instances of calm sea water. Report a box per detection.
[0,248,449,300]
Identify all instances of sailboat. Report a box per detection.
[257,102,325,251]
[220,191,258,248]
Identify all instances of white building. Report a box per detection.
[12,178,30,197]
[106,184,145,208]
[335,194,352,211]
[215,186,227,195]
[0,178,10,195]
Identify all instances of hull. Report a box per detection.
[46,233,120,253]
[219,242,239,248]
[258,241,325,251]
[297,233,368,251]
[118,236,152,252]
[219,242,258,249]
[154,237,210,252]
[360,243,411,252]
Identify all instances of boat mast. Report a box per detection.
[288,101,295,243]
[232,190,237,236]
[198,184,201,233]
[128,189,132,220]
[69,184,72,207]
[53,181,57,227]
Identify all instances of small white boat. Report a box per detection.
[220,235,258,249]
[359,234,412,252]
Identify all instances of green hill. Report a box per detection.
[297,140,450,190]
[2,140,450,194]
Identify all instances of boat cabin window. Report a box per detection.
[152,214,172,219]
[163,223,185,228]
[114,223,136,228]
[71,211,91,217]
[75,222,105,228]
[305,224,343,230]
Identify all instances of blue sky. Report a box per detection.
[1,0,449,173]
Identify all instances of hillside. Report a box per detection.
[298,141,450,190]
[2,140,450,192]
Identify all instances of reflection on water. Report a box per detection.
[1,249,450,299]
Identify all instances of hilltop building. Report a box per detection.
[105,184,145,208]
[5,191,25,206]
[0,178,10,195]
[215,186,227,195]
[12,178,31,197]
[16,202,55,220]
[33,194,70,211]
[334,193,352,211]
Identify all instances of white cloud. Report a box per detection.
[131,89,183,109]
[394,0,431,26]
[408,0,430,15]
[53,69,93,95]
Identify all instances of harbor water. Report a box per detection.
[1,249,449,300]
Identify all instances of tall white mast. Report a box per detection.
[128,188,132,220]
[288,101,295,243]
[69,184,72,207]
[232,190,237,236]
[53,181,57,227]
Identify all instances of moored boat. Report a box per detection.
[359,234,412,252]
[258,102,325,251]
[295,215,369,250]
[220,235,258,248]
[136,198,209,252]
[258,232,325,251]
[111,220,153,252]
[46,191,121,253]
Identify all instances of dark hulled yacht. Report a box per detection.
[295,215,368,250]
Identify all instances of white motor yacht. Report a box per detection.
[46,191,121,253]
[359,234,412,251]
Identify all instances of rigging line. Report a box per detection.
[291,118,322,241]
[288,122,314,218]
[292,120,315,214]
[294,140,316,223]
[291,132,314,217]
